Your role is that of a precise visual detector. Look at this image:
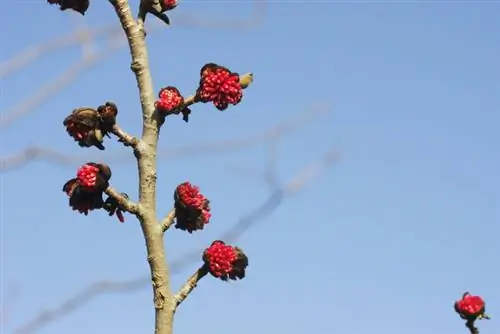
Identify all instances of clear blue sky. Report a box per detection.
[1,1,498,334]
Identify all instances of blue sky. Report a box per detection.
[1,1,498,334]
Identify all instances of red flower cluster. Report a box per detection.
[47,0,90,15]
[454,292,489,321]
[173,182,211,233]
[161,0,177,11]
[155,87,184,112]
[63,103,118,150]
[196,63,243,111]
[203,240,248,281]
[155,87,191,122]
[63,163,111,216]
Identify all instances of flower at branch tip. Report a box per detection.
[196,63,243,111]
[454,292,490,322]
[103,193,128,223]
[203,240,248,281]
[63,107,106,150]
[161,0,177,11]
[155,87,192,122]
[97,102,118,131]
[173,182,211,233]
[155,87,184,113]
[62,163,112,216]
[47,0,90,15]
[63,102,120,150]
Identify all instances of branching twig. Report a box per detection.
[104,187,140,215]
[0,103,331,172]
[174,266,209,309]
[160,209,176,232]
[110,124,140,148]
[11,148,339,334]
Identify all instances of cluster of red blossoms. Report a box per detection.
[454,292,490,334]
[47,0,90,15]
[63,102,118,150]
[196,63,243,111]
[63,163,125,222]
[155,87,191,122]
[203,240,248,281]
[173,182,211,233]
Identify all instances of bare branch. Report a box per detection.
[110,0,174,333]
[110,124,140,148]
[160,209,176,232]
[0,103,331,172]
[104,187,140,215]
[174,266,209,309]
[12,148,339,334]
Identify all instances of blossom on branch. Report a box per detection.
[155,87,191,122]
[161,0,178,11]
[173,182,211,233]
[63,102,119,150]
[455,292,490,321]
[63,163,111,216]
[454,292,490,334]
[196,63,244,111]
[203,240,248,281]
[47,0,90,15]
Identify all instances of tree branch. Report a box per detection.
[109,1,174,334]
[160,209,176,232]
[0,103,330,172]
[110,124,140,149]
[174,266,209,309]
[104,187,140,215]
[11,147,339,334]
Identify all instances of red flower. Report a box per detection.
[63,162,112,217]
[455,292,489,321]
[155,87,184,113]
[47,0,90,15]
[173,182,211,233]
[196,64,243,111]
[76,163,111,192]
[161,0,177,11]
[203,241,248,281]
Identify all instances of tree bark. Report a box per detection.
[110,1,175,333]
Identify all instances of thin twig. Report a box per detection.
[11,148,339,334]
[0,103,331,172]
[110,124,140,148]
[160,209,176,232]
[104,187,140,215]
[174,266,209,309]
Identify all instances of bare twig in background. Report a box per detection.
[0,103,331,172]
[11,148,340,334]
[0,283,21,329]
[0,0,267,129]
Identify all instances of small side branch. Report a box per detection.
[174,266,209,309]
[160,209,176,232]
[110,124,140,148]
[104,187,140,215]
